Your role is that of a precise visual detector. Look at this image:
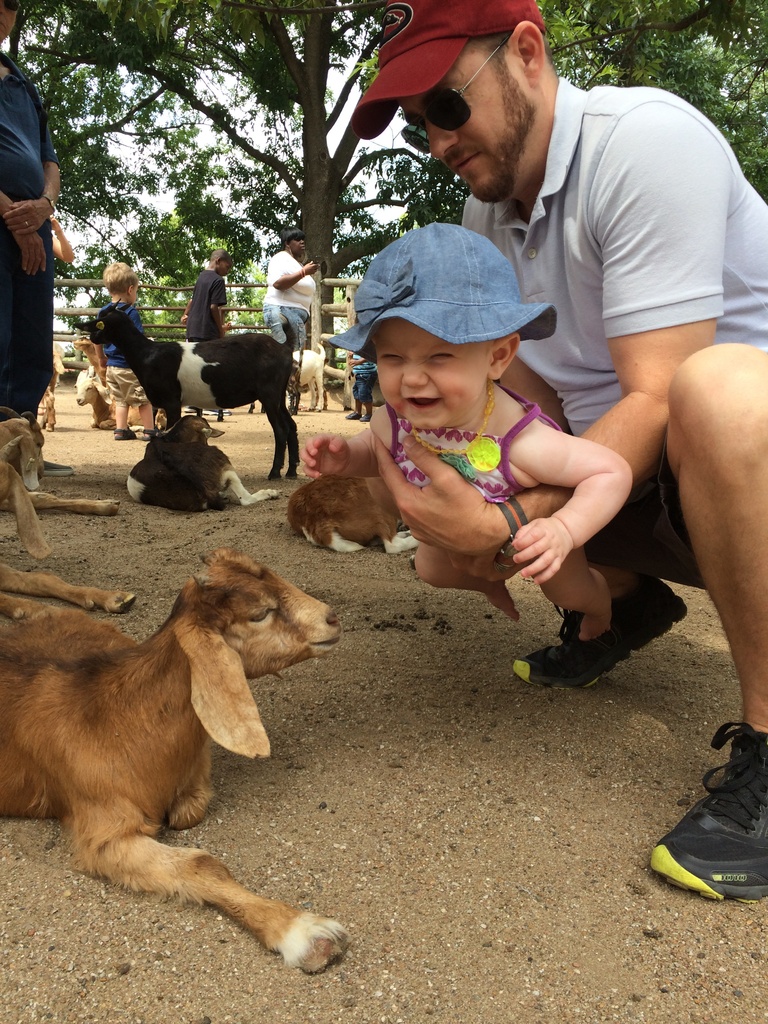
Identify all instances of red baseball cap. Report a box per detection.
[352,0,546,139]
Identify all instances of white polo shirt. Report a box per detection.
[463,78,768,435]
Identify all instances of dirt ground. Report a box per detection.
[1,375,767,1024]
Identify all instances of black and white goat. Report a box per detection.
[78,309,299,479]
[127,415,280,511]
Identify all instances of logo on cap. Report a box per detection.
[381,2,413,48]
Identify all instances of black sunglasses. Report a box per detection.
[3,0,20,10]
[401,34,511,154]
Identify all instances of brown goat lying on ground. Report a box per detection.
[127,415,279,511]
[0,548,348,971]
[287,475,419,554]
[0,407,44,489]
[0,433,126,614]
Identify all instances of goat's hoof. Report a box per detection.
[267,471,281,481]
[107,592,137,614]
[285,469,298,480]
[280,916,349,973]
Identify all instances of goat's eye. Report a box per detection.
[250,608,275,623]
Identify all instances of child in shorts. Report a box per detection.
[301,224,633,640]
[97,263,159,441]
[346,352,378,422]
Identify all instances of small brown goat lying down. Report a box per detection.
[0,548,347,972]
[127,415,279,511]
[287,475,419,553]
[0,406,44,489]
[0,427,123,579]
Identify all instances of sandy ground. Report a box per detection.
[1,376,767,1024]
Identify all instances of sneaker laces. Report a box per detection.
[701,722,768,833]
[557,608,584,643]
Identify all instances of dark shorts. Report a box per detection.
[584,444,703,589]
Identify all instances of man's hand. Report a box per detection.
[3,198,48,237]
[11,229,46,275]
[373,434,512,579]
[374,434,573,581]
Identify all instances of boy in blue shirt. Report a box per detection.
[97,262,159,440]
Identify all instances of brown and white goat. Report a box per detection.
[287,475,419,554]
[72,337,107,387]
[127,415,279,511]
[75,368,116,430]
[38,342,66,432]
[0,548,347,972]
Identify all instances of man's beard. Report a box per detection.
[470,68,536,204]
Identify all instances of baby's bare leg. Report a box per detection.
[539,549,611,639]
[415,543,519,621]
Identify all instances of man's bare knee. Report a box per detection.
[669,344,768,477]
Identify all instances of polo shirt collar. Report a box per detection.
[494,78,588,229]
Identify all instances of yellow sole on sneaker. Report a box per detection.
[512,658,600,688]
[650,844,758,903]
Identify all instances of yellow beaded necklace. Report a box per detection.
[410,378,502,477]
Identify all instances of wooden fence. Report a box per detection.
[54,276,362,384]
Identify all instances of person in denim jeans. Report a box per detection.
[263,227,318,354]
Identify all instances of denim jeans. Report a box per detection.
[262,303,308,353]
[0,221,54,417]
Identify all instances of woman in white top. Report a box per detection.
[262,227,318,354]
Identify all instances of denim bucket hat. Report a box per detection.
[335,223,557,362]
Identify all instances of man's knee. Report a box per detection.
[671,345,768,428]
[669,343,768,471]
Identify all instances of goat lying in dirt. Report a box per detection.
[127,415,280,511]
[0,440,133,618]
[287,475,419,554]
[0,407,44,489]
[75,368,116,430]
[0,410,119,534]
[0,548,347,972]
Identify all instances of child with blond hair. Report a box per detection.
[97,262,159,440]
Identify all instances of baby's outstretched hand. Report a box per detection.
[300,434,352,478]
[512,517,574,584]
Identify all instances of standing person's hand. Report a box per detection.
[3,198,48,236]
[303,260,320,276]
[11,229,46,274]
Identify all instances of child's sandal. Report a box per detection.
[114,428,137,440]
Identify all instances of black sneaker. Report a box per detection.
[651,723,768,901]
[512,575,687,688]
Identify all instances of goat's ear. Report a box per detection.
[175,625,270,758]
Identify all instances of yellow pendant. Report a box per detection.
[466,435,501,472]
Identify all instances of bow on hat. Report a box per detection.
[354,257,416,327]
